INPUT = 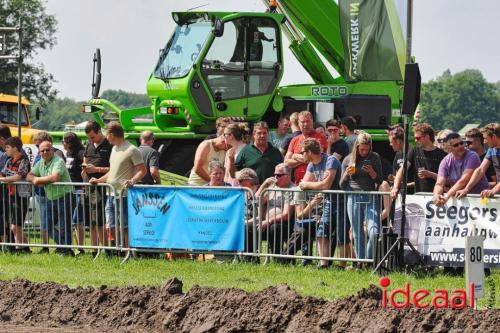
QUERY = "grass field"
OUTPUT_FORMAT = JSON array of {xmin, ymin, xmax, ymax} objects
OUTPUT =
[{"xmin": 0, "ymin": 252, "xmax": 499, "ymax": 308}]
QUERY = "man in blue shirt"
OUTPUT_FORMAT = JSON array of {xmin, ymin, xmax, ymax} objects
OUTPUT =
[{"xmin": 297, "ymin": 138, "xmax": 343, "ymax": 269}]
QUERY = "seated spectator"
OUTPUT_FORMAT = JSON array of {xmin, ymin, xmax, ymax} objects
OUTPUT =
[
  {"xmin": 235, "ymin": 121, "xmax": 283, "ymax": 184},
  {"xmin": 236, "ymin": 168, "xmax": 260, "ymax": 262},
  {"xmin": 27, "ymin": 140, "xmax": 74, "ymax": 256},
  {"xmin": 207, "ymin": 160, "xmax": 230, "ymax": 186},
  {"xmin": 269, "ymin": 117, "xmax": 290, "ymax": 152},
  {"xmin": 464, "ymin": 127, "xmax": 496, "ymax": 184},
  {"xmin": 224, "ymin": 123, "xmax": 247, "ymax": 186},
  {"xmin": 341, "ymin": 116, "xmax": 358, "ymax": 152},
  {"xmin": 340, "ymin": 131, "xmax": 383, "ymax": 264},
  {"xmin": 298, "ymin": 138, "xmax": 343, "ymax": 268},
  {"xmin": 325, "ymin": 119, "xmax": 349, "ymax": 162},
  {"xmin": 435, "ymin": 129, "xmax": 453, "ymax": 153},
  {"xmin": 281, "ymin": 112, "xmax": 301, "ymax": 154},
  {"xmin": 433, "ymin": 133, "xmax": 489, "ymax": 206},
  {"xmin": 255, "ymin": 163, "xmax": 296, "ymax": 255},
  {"xmin": 285, "ymin": 111, "xmax": 327, "ymax": 184},
  {"xmin": 0, "ymin": 137, "xmax": 31, "ymax": 253},
  {"xmin": 188, "ymin": 131, "xmax": 229, "ymax": 185}
]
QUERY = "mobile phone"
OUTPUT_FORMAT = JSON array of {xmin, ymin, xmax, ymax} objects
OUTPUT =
[{"xmin": 363, "ymin": 159, "xmax": 371, "ymax": 165}]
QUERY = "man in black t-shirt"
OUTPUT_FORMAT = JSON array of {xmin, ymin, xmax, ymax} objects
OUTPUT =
[
  {"xmin": 391, "ymin": 123, "xmax": 446, "ymax": 198},
  {"xmin": 83, "ymin": 121, "xmax": 112, "ymax": 252},
  {"xmin": 138, "ymin": 131, "xmax": 161, "ymax": 185}
]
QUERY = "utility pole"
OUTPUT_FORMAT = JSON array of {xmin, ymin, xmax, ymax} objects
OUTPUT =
[{"xmin": 0, "ymin": 19, "xmax": 23, "ymax": 137}]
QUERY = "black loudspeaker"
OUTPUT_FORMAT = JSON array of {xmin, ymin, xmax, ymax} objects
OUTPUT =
[
  {"xmin": 402, "ymin": 63, "xmax": 421, "ymax": 115},
  {"xmin": 334, "ymin": 95, "xmax": 392, "ymax": 129}
]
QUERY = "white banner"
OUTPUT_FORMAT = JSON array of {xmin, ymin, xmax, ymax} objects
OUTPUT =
[{"xmin": 394, "ymin": 194, "xmax": 500, "ymax": 267}]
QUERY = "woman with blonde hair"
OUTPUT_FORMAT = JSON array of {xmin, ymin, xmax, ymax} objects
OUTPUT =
[
  {"xmin": 435, "ymin": 128, "xmax": 453, "ymax": 153},
  {"xmin": 223, "ymin": 123, "xmax": 247, "ymax": 185},
  {"xmin": 339, "ymin": 131, "xmax": 383, "ymax": 265}
]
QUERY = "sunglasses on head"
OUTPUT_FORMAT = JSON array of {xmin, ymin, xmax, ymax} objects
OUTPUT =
[
  {"xmin": 437, "ymin": 138, "xmax": 445, "ymax": 144},
  {"xmin": 450, "ymin": 141, "xmax": 465, "ymax": 148}
]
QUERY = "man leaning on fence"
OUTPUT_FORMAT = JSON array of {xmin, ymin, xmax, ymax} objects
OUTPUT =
[
  {"xmin": 89, "ymin": 122, "xmax": 146, "ymax": 249},
  {"xmin": 27, "ymin": 140, "xmax": 74, "ymax": 256},
  {"xmin": 138, "ymin": 131, "xmax": 161, "ymax": 185},
  {"xmin": 457, "ymin": 123, "xmax": 500, "ymax": 199}
]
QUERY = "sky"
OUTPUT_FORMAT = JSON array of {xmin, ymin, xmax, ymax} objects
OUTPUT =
[{"xmin": 36, "ymin": 0, "xmax": 500, "ymax": 100}]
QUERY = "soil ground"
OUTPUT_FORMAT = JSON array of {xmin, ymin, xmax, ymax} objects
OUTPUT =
[{"xmin": 0, "ymin": 279, "xmax": 499, "ymax": 332}]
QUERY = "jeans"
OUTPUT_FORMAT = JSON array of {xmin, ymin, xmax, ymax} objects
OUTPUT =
[
  {"xmin": 36, "ymin": 194, "xmax": 48, "ymax": 232},
  {"xmin": 46, "ymin": 193, "xmax": 74, "ymax": 245},
  {"xmin": 105, "ymin": 196, "xmax": 128, "ymax": 229},
  {"xmin": 347, "ymin": 194, "xmax": 381, "ymax": 259}
]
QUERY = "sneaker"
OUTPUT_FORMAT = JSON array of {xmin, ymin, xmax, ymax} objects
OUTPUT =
[
  {"xmin": 15, "ymin": 247, "xmax": 32, "ymax": 254},
  {"xmin": 55, "ymin": 248, "xmax": 75, "ymax": 257}
]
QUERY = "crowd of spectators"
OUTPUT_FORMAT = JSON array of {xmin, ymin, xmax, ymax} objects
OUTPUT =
[{"xmin": 0, "ymin": 113, "xmax": 499, "ymax": 269}]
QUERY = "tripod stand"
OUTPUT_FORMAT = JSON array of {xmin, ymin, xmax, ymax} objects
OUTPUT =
[{"xmin": 373, "ymin": 114, "xmax": 424, "ymax": 274}]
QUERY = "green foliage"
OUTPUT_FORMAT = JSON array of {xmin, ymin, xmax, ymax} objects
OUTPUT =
[
  {"xmin": 419, "ymin": 69, "xmax": 499, "ymax": 131},
  {"xmin": 0, "ymin": 0, "xmax": 58, "ymax": 105},
  {"xmin": 38, "ymin": 89, "xmax": 148, "ymax": 130}
]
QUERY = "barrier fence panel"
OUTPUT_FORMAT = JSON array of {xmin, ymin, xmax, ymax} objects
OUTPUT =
[
  {"xmin": 0, "ymin": 181, "xmax": 119, "ymax": 256},
  {"xmin": 258, "ymin": 188, "xmax": 388, "ymax": 266},
  {"xmin": 123, "ymin": 185, "xmax": 256, "ymax": 261}
]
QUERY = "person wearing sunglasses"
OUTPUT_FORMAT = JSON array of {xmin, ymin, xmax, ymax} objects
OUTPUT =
[
  {"xmin": 325, "ymin": 119, "xmax": 349, "ymax": 163},
  {"xmin": 391, "ymin": 123, "xmax": 446, "ymax": 200},
  {"xmin": 433, "ymin": 133, "xmax": 489, "ymax": 207},
  {"xmin": 463, "ymin": 128, "xmax": 496, "ymax": 184},
  {"xmin": 254, "ymin": 163, "xmax": 296, "ymax": 255},
  {"xmin": 435, "ymin": 129, "xmax": 453, "ymax": 153},
  {"xmin": 27, "ymin": 140, "xmax": 75, "ymax": 256},
  {"xmin": 457, "ymin": 123, "xmax": 500, "ymax": 199}
]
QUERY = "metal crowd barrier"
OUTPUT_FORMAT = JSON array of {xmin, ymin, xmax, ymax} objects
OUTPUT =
[
  {"xmin": 257, "ymin": 188, "xmax": 389, "ymax": 266},
  {"xmin": 0, "ymin": 181, "xmax": 119, "ymax": 257}
]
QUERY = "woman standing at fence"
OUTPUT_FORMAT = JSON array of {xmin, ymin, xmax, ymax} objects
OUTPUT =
[
  {"xmin": 63, "ymin": 132, "xmax": 87, "ymax": 255},
  {"xmin": 340, "ymin": 132, "xmax": 383, "ymax": 265},
  {"xmin": 0, "ymin": 137, "xmax": 31, "ymax": 253}
]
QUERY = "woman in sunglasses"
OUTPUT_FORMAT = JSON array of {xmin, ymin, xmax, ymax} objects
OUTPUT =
[
  {"xmin": 435, "ymin": 129, "xmax": 453, "ymax": 153},
  {"xmin": 433, "ymin": 132, "xmax": 489, "ymax": 207}
]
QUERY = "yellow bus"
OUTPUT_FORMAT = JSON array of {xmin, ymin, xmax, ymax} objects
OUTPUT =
[{"xmin": 0, "ymin": 93, "xmax": 42, "ymax": 144}]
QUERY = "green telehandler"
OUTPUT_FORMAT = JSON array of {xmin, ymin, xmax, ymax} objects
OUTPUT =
[{"xmin": 74, "ymin": 0, "xmax": 409, "ymax": 177}]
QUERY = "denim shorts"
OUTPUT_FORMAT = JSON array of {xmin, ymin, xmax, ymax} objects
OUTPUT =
[{"xmin": 105, "ymin": 196, "xmax": 128, "ymax": 228}]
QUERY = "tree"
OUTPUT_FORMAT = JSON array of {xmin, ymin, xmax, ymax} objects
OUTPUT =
[
  {"xmin": 419, "ymin": 69, "xmax": 498, "ymax": 131},
  {"xmin": 0, "ymin": 0, "xmax": 57, "ymax": 105}
]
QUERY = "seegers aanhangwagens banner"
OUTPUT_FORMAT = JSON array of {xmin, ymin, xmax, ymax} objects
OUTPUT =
[
  {"xmin": 127, "ymin": 187, "xmax": 245, "ymax": 251},
  {"xmin": 394, "ymin": 194, "xmax": 500, "ymax": 267}
]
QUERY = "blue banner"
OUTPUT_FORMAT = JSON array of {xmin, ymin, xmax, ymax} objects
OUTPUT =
[{"xmin": 128, "ymin": 187, "xmax": 245, "ymax": 251}]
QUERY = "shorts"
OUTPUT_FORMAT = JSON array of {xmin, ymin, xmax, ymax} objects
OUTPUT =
[
  {"xmin": 72, "ymin": 190, "xmax": 90, "ymax": 226},
  {"xmin": 105, "ymin": 196, "xmax": 128, "ymax": 229},
  {"xmin": 86, "ymin": 187, "xmax": 107, "ymax": 227},
  {"xmin": 4, "ymin": 195, "xmax": 29, "ymax": 227}
]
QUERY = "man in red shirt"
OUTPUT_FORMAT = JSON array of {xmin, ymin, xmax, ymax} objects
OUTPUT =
[{"xmin": 284, "ymin": 111, "xmax": 327, "ymax": 183}]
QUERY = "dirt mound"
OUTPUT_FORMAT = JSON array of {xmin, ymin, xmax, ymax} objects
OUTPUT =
[{"xmin": 0, "ymin": 279, "xmax": 498, "ymax": 332}]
